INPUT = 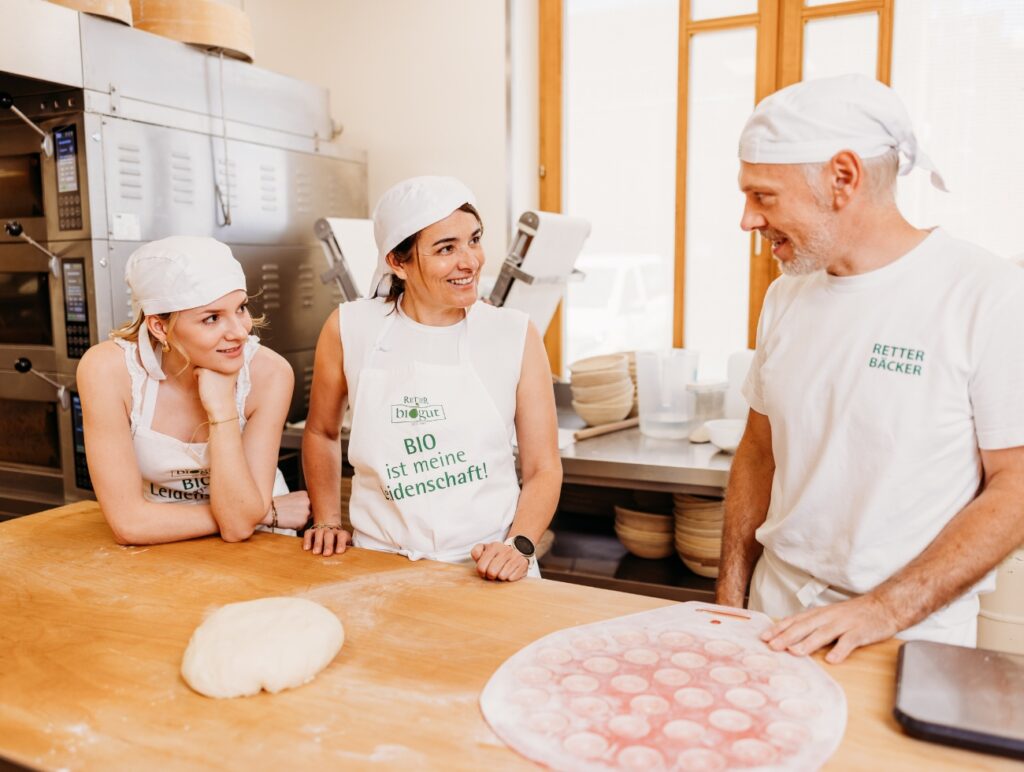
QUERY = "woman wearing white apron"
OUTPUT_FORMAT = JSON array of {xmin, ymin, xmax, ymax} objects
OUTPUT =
[
  {"xmin": 302, "ymin": 177, "xmax": 561, "ymax": 581},
  {"xmin": 77, "ymin": 236, "xmax": 309, "ymax": 544}
]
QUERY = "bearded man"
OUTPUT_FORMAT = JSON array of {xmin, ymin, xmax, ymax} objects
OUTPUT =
[{"xmin": 715, "ymin": 74, "xmax": 1024, "ymax": 663}]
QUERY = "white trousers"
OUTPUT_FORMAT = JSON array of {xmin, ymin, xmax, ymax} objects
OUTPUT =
[{"xmin": 749, "ymin": 549, "xmax": 977, "ymax": 647}]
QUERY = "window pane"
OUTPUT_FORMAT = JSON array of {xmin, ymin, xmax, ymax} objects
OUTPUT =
[
  {"xmin": 692, "ymin": 0, "xmax": 757, "ymax": 21},
  {"xmin": 892, "ymin": 0, "xmax": 1024, "ymax": 261},
  {"xmin": 803, "ymin": 13, "xmax": 879, "ymax": 80},
  {"xmin": 684, "ymin": 28, "xmax": 756, "ymax": 381},
  {"xmin": 563, "ymin": 0, "xmax": 679, "ymax": 369}
]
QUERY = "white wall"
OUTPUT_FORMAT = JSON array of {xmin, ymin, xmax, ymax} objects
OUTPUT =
[{"xmin": 228, "ymin": 0, "xmax": 534, "ymax": 274}]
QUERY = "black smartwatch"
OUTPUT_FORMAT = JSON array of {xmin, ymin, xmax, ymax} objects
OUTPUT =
[{"xmin": 504, "ymin": 534, "xmax": 536, "ymax": 559}]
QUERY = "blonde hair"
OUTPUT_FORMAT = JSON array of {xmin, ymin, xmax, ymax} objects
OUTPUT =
[{"xmin": 110, "ymin": 301, "xmax": 267, "ymax": 375}]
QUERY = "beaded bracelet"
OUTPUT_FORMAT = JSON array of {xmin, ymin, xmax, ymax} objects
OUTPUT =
[{"xmin": 309, "ymin": 523, "xmax": 346, "ymax": 531}]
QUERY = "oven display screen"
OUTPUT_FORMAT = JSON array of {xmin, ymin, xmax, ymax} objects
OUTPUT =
[
  {"xmin": 55, "ymin": 125, "xmax": 79, "ymax": 194},
  {"xmin": 62, "ymin": 260, "xmax": 87, "ymax": 323}
]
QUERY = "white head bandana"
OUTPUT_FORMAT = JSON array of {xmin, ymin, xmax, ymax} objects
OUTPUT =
[
  {"xmin": 124, "ymin": 236, "xmax": 247, "ymax": 380},
  {"xmin": 739, "ymin": 74, "xmax": 948, "ymax": 192},
  {"xmin": 368, "ymin": 175, "xmax": 476, "ymax": 298}
]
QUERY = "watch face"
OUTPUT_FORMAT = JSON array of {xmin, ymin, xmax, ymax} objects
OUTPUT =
[{"xmin": 513, "ymin": 534, "xmax": 536, "ymax": 557}]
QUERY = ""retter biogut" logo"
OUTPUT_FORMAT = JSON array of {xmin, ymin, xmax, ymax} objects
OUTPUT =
[{"xmin": 391, "ymin": 395, "xmax": 447, "ymax": 424}]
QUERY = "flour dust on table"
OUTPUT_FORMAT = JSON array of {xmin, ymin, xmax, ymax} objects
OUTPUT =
[{"xmin": 480, "ymin": 602, "xmax": 846, "ymax": 771}]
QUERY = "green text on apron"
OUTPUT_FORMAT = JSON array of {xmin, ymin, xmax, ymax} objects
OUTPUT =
[{"xmin": 346, "ymin": 307, "xmax": 528, "ymax": 569}]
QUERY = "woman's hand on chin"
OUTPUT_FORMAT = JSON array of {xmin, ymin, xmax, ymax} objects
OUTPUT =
[
  {"xmin": 471, "ymin": 542, "xmax": 529, "ymax": 582},
  {"xmin": 194, "ymin": 366, "xmax": 239, "ymax": 421}
]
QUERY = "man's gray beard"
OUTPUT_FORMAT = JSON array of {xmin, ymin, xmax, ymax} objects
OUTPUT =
[
  {"xmin": 777, "ymin": 251, "xmax": 826, "ymax": 276},
  {"xmin": 776, "ymin": 226, "xmax": 836, "ymax": 276}
]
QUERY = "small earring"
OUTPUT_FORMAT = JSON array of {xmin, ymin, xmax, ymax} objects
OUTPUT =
[{"xmin": 161, "ymin": 340, "xmax": 170, "ymax": 353}]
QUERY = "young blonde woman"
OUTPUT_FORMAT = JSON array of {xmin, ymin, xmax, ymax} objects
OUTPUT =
[
  {"xmin": 77, "ymin": 236, "xmax": 309, "ymax": 544},
  {"xmin": 302, "ymin": 176, "xmax": 562, "ymax": 581}
]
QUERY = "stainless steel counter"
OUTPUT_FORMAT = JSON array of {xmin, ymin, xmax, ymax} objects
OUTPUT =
[{"xmin": 282, "ymin": 406, "xmax": 732, "ymax": 496}]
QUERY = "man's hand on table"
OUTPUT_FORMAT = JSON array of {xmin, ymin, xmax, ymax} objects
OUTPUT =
[
  {"xmin": 303, "ymin": 522, "xmax": 351, "ymax": 557},
  {"xmin": 760, "ymin": 593, "xmax": 901, "ymax": 664},
  {"xmin": 471, "ymin": 542, "xmax": 530, "ymax": 582}
]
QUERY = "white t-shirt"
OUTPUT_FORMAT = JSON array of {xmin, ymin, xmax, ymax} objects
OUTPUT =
[{"xmin": 743, "ymin": 228, "xmax": 1024, "ymax": 595}]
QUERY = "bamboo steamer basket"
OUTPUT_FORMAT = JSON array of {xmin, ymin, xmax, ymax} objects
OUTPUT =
[
  {"xmin": 614, "ymin": 506, "xmax": 673, "ymax": 533},
  {"xmin": 681, "ymin": 556, "xmax": 720, "ymax": 578},
  {"xmin": 131, "ymin": 0, "xmax": 255, "ymax": 62},
  {"xmin": 568, "ymin": 354, "xmax": 628, "ymax": 375},
  {"xmin": 48, "ymin": 0, "xmax": 132, "ymax": 24},
  {"xmin": 616, "ymin": 526, "xmax": 674, "ymax": 560}
]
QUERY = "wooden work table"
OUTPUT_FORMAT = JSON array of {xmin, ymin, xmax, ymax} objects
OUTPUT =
[{"xmin": 0, "ymin": 503, "xmax": 1016, "ymax": 771}]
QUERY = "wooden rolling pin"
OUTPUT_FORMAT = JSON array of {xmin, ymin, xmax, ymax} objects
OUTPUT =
[{"xmin": 573, "ymin": 416, "xmax": 639, "ymax": 441}]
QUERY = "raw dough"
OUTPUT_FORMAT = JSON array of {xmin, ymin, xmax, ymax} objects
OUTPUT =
[{"xmin": 181, "ymin": 597, "xmax": 344, "ymax": 698}]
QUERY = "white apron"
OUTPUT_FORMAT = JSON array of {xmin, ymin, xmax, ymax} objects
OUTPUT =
[
  {"xmin": 749, "ymin": 549, "xmax": 978, "ymax": 646},
  {"xmin": 115, "ymin": 337, "xmax": 292, "ymax": 534},
  {"xmin": 346, "ymin": 307, "xmax": 536, "ymax": 574}
]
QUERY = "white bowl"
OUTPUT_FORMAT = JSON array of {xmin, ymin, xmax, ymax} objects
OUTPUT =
[{"xmin": 704, "ymin": 419, "xmax": 746, "ymax": 454}]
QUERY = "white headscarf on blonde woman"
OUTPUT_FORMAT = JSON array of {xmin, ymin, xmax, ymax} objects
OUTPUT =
[
  {"xmin": 367, "ymin": 175, "xmax": 476, "ymax": 298},
  {"xmin": 124, "ymin": 236, "xmax": 247, "ymax": 380}
]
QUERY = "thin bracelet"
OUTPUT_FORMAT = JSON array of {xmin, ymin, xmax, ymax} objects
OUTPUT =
[
  {"xmin": 270, "ymin": 501, "xmax": 279, "ymax": 529},
  {"xmin": 310, "ymin": 523, "xmax": 345, "ymax": 531},
  {"xmin": 209, "ymin": 415, "xmax": 240, "ymax": 426}
]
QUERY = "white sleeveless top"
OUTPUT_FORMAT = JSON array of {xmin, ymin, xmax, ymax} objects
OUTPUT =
[
  {"xmin": 339, "ymin": 297, "xmax": 528, "ymax": 437},
  {"xmin": 114, "ymin": 335, "xmax": 286, "ymax": 503}
]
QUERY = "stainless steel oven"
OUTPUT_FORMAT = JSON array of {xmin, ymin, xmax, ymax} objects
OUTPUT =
[{"xmin": 1, "ymin": 7, "xmax": 367, "ymax": 517}]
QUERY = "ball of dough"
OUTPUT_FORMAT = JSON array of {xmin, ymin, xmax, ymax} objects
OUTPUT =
[{"xmin": 181, "ymin": 597, "xmax": 344, "ymax": 698}]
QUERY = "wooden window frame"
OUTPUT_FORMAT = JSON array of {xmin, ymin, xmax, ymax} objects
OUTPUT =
[{"xmin": 538, "ymin": 0, "xmax": 894, "ymax": 370}]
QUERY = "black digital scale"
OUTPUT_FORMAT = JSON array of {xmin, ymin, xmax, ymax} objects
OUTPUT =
[{"xmin": 894, "ymin": 640, "xmax": 1024, "ymax": 760}]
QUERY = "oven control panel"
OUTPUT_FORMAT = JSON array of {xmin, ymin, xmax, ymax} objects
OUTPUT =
[
  {"xmin": 70, "ymin": 392, "xmax": 93, "ymax": 491},
  {"xmin": 54, "ymin": 125, "xmax": 83, "ymax": 231},
  {"xmin": 62, "ymin": 258, "xmax": 90, "ymax": 358}
]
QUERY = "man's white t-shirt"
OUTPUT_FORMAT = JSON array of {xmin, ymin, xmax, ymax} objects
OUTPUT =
[{"xmin": 744, "ymin": 228, "xmax": 1024, "ymax": 596}]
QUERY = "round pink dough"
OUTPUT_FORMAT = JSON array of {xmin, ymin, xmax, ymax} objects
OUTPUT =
[
  {"xmin": 610, "ymin": 674, "xmax": 649, "ymax": 693},
  {"xmin": 654, "ymin": 667, "xmax": 692, "ymax": 686},
  {"xmin": 676, "ymin": 748, "xmax": 728, "ymax": 771},
  {"xmin": 630, "ymin": 694, "xmax": 671, "ymax": 715},
  {"xmin": 517, "ymin": 666, "xmax": 553, "ymax": 686},
  {"xmin": 704, "ymin": 639, "xmax": 742, "ymax": 657},
  {"xmin": 779, "ymin": 696, "xmax": 818, "ymax": 719},
  {"xmin": 730, "ymin": 738, "xmax": 779, "ymax": 765},
  {"xmin": 582, "ymin": 656, "xmax": 619, "ymax": 674},
  {"xmin": 709, "ymin": 666, "xmax": 748, "ymax": 685},
  {"xmin": 769, "ymin": 673, "xmax": 809, "ymax": 696},
  {"xmin": 618, "ymin": 746, "xmax": 665, "ymax": 769},
  {"xmin": 562, "ymin": 674, "xmax": 600, "ymax": 693},
  {"xmin": 663, "ymin": 719, "xmax": 706, "ymax": 742},
  {"xmin": 708, "ymin": 708, "xmax": 753, "ymax": 733},
  {"xmin": 766, "ymin": 720, "xmax": 812, "ymax": 748},
  {"xmin": 725, "ymin": 687, "xmax": 767, "ymax": 710},
  {"xmin": 658, "ymin": 630, "xmax": 696, "ymax": 648},
  {"xmin": 742, "ymin": 653, "xmax": 779, "ymax": 671},
  {"xmin": 674, "ymin": 687, "xmax": 714, "ymax": 709},
  {"xmin": 570, "ymin": 696, "xmax": 611, "ymax": 718},
  {"xmin": 526, "ymin": 711, "xmax": 569, "ymax": 734},
  {"xmin": 571, "ymin": 635, "xmax": 607, "ymax": 652},
  {"xmin": 536, "ymin": 647, "xmax": 573, "ymax": 666},
  {"xmin": 563, "ymin": 731, "xmax": 609, "ymax": 759},
  {"xmin": 613, "ymin": 629, "xmax": 649, "ymax": 647},
  {"xmin": 608, "ymin": 714, "xmax": 651, "ymax": 739},
  {"xmin": 623, "ymin": 647, "xmax": 660, "ymax": 666},
  {"xmin": 510, "ymin": 687, "xmax": 548, "ymax": 706},
  {"xmin": 671, "ymin": 651, "xmax": 709, "ymax": 669}
]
